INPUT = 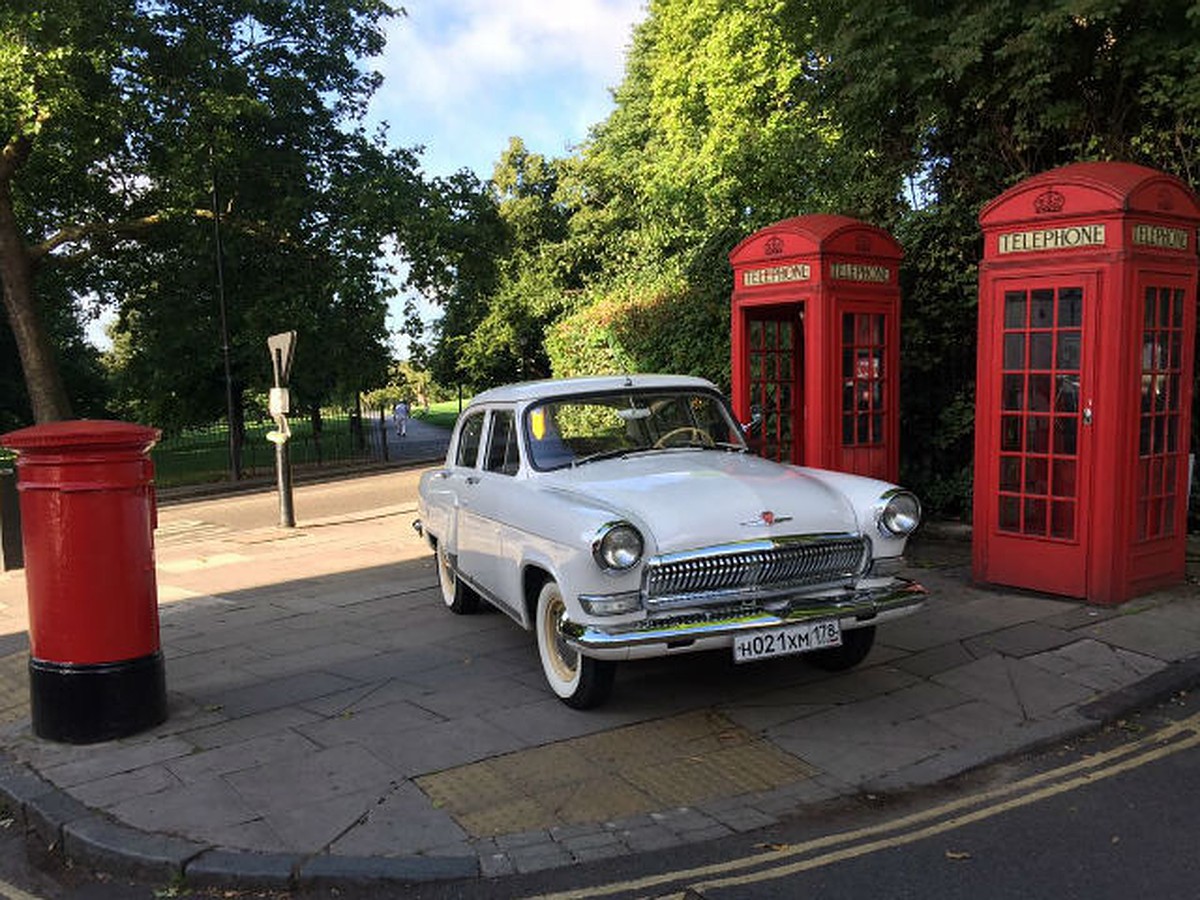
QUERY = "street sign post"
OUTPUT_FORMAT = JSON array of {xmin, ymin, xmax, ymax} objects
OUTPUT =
[{"xmin": 266, "ymin": 331, "xmax": 297, "ymax": 528}]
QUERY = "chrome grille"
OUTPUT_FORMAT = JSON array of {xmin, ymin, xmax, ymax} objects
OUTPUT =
[{"xmin": 643, "ymin": 535, "xmax": 869, "ymax": 609}]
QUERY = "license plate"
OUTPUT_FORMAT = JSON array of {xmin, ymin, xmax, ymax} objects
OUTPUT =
[{"xmin": 733, "ymin": 620, "xmax": 842, "ymax": 663}]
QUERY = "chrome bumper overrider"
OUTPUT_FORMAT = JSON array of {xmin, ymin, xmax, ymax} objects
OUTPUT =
[{"xmin": 562, "ymin": 578, "xmax": 926, "ymax": 657}]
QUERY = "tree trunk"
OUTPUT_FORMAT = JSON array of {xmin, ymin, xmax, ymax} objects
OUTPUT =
[{"xmin": 0, "ymin": 181, "xmax": 72, "ymax": 423}]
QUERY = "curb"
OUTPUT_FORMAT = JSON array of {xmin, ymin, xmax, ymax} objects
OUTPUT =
[
  {"xmin": 3, "ymin": 655, "xmax": 1200, "ymax": 892},
  {"xmin": 0, "ymin": 756, "xmax": 479, "ymax": 890},
  {"xmin": 1077, "ymin": 652, "xmax": 1200, "ymax": 722}
]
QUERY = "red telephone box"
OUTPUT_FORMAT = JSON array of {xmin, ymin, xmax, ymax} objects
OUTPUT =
[
  {"xmin": 973, "ymin": 162, "xmax": 1199, "ymax": 605},
  {"xmin": 729, "ymin": 214, "xmax": 903, "ymax": 481}
]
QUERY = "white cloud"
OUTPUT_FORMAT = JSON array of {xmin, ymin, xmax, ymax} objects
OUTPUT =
[
  {"xmin": 368, "ymin": 0, "xmax": 645, "ymax": 177},
  {"xmin": 385, "ymin": 0, "xmax": 639, "ymax": 97}
]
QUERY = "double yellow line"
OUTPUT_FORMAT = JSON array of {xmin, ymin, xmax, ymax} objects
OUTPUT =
[{"xmin": 532, "ymin": 710, "xmax": 1200, "ymax": 899}]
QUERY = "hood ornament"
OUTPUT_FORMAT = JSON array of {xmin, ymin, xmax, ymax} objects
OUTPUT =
[{"xmin": 741, "ymin": 510, "xmax": 792, "ymax": 527}]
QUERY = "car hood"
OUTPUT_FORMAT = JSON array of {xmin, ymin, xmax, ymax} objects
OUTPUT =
[{"xmin": 538, "ymin": 450, "xmax": 861, "ymax": 555}]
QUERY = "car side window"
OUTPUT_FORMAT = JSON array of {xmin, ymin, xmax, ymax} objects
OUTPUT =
[
  {"xmin": 455, "ymin": 412, "xmax": 485, "ymax": 468},
  {"xmin": 484, "ymin": 410, "xmax": 520, "ymax": 476}
]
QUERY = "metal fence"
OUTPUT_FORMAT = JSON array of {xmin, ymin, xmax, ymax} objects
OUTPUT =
[{"xmin": 151, "ymin": 411, "xmax": 375, "ymax": 487}]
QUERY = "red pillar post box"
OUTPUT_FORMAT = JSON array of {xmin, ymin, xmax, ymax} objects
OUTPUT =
[
  {"xmin": 973, "ymin": 162, "xmax": 1200, "ymax": 604},
  {"xmin": 729, "ymin": 214, "xmax": 903, "ymax": 482},
  {"xmin": 0, "ymin": 420, "xmax": 167, "ymax": 742}
]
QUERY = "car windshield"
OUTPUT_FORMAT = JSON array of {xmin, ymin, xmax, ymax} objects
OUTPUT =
[{"xmin": 525, "ymin": 390, "xmax": 747, "ymax": 470}]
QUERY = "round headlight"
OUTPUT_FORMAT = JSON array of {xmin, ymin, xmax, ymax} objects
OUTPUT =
[
  {"xmin": 879, "ymin": 492, "xmax": 921, "ymax": 536},
  {"xmin": 593, "ymin": 522, "xmax": 644, "ymax": 570}
]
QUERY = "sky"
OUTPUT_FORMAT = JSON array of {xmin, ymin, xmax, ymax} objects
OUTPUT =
[{"xmin": 368, "ymin": 0, "xmax": 646, "ymax": 180}]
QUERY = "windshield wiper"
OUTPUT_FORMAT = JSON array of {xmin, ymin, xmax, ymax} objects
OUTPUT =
[
  {"xmin": 572, "ymin": 441, "xmax": 746, "ymax": 465},
  {"xmin": 571, "ymin": 447, "xmax": 635, "ymax": 467}
]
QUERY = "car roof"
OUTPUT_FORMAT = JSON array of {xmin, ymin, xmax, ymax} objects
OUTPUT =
[{"xmin": 466, "ymin": 374, "xmax": 720, "ymax": 408}]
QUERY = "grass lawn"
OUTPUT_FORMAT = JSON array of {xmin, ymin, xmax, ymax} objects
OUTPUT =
[
  {"xmin": 151, "ymin": 413, "xmax": 370, "ymax": 486},
  {"xmin": 413, "ymin": 399, "xmax": 463, "ymax": 430}
]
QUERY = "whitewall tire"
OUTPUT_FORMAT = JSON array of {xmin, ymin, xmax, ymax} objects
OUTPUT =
[
  {"xmin": 437, "ymin": 542, "xmax": 479, "ymax": 614},
  {"xmin": 535, "ymin": 580, "xmax": 615, "ymax": 709}
]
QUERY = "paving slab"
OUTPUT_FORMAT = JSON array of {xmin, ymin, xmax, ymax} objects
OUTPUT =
[{"xmin": 0, "ymin": 467, "xmax": 1196, "ymax": 892}]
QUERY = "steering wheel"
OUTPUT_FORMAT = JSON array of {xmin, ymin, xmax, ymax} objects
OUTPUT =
[{"xmin": 653, "ymin": 426, "xmax": 715, "ymax": 449}]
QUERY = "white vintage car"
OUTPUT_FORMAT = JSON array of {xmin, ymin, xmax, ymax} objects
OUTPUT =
[{"xmin": 415, "ymin": 375, "xmax": 925, "ymax": 708}]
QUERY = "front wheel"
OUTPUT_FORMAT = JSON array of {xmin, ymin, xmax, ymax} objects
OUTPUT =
[
  {"xmin": 805, "ymin": 625, "xmax": 876, "ymax": 672},
  {"xmin": 436, "ymin": 542, "xmax": 479, "ymax": 614},
  {"xmin": 535, "ymin": 581, "xmax": 615, "ymax": 709}
]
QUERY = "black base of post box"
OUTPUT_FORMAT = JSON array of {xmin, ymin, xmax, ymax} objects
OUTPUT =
[{"xmin": 29, "ymin": 652, "xmax": 166, "ymax": 744}]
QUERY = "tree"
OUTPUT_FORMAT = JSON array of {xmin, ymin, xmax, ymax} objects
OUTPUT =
[
  {"xmin": 817, "ymin": 0, "xmax": 1200, "ymax": 200},
  {"xmin": 1, "ymin": 0, "xmax": 401, "ymax": 423},
  {"xmin": 457, "ymin": 139, "xmax": 576, "ymax": 384},
  {"xmin": 814, "ymin": 0, "xmax": 1200, "ymax": 512},
  {"xmin": 542, "ymin": 0, "xmax": 859, "ymax": 386},
  {"xmin": 401, "ymin": 169, "xmax": 508, "ymax": 392}
]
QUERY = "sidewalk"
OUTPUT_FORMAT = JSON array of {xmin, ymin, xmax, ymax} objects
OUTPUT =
[{"xmin": 0, "ymin": 480, "xmax": 1197, "ymax": 891}]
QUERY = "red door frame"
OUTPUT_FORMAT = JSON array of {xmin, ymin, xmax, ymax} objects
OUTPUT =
[
  {"xmin": 833, "ymin": 296, "xmax": 900, "ymax": 482},
  {"xmin": 1126, "ymin": 269, "xmax": 1197, "ymax": 592}
]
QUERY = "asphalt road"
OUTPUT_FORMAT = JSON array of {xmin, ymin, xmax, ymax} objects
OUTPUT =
[
  {"xmin": 670, "ymin": 699, "xmax": 1200, "ymax": 899},
  {"xmin": 158, "ymin": 467, "xmax": 429, "ymax": 532}
]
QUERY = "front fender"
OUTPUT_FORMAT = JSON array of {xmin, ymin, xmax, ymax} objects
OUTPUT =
[
  {"xmin": 507, "ymin": 484, "xmax": 650, "ymax": 628},
  {"xmin": 792, "ymin": 467, "xmax": 914, "ymax": 558}
]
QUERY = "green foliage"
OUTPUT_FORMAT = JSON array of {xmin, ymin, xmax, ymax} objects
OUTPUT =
[
  {"xmin": 1, "ymin": 0, "xmax": 409, "ymax": 428},
  {"xmin": 538, "ymin": 0, "xmax": 1200, "ymax": 517},
  {"xmin": 0, "ymin": 273, "xmax": 108, "ymax": 429},
  {"xmin": 546, "ymin": 266, "xmax": 730, "ymax": 387},
  {"xmin": 403, "ymin": 169, "xmax": 508, "ymax": 391},
  {"xmin": 433, "ymin": 140, "xmax": 585, "ymax": 388},
  {"xmin": 891, "ymin": 202, "xmax": 980, "ymax": 517},
  {"xmin": 360, "ymin": 360, "xmax": 443, "ymax": 412},
  {"xmin": 488, "ymin": 0, "xmax": 855, "ymax": 405},
  {"xmin": 819, "ymin": 0, "xmax": 1200, "ymax": 196},
  {"xmin": 812, "ymin": 0, "xmax": 1200, "ymax": 512}
]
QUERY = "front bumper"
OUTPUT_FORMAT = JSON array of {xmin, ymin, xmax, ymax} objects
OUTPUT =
[{"xmin": 562, "ymin": 578, "xmax": 926, "ymax": 661}]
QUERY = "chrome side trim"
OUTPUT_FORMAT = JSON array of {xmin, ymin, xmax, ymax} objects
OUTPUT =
[{"xmin": 563, "ymin": 578, "xmax": 926, "ymax": 652}]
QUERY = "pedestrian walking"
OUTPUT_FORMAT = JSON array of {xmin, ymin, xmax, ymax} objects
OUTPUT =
[{"xmin": 393, "ymin": 400, "xmax": 409, "ymax": 437}]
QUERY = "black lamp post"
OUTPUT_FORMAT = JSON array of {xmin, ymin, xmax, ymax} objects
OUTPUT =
[{"xmin": 211, "ymin": 149, "xmax": 241, "ymax": 481}]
